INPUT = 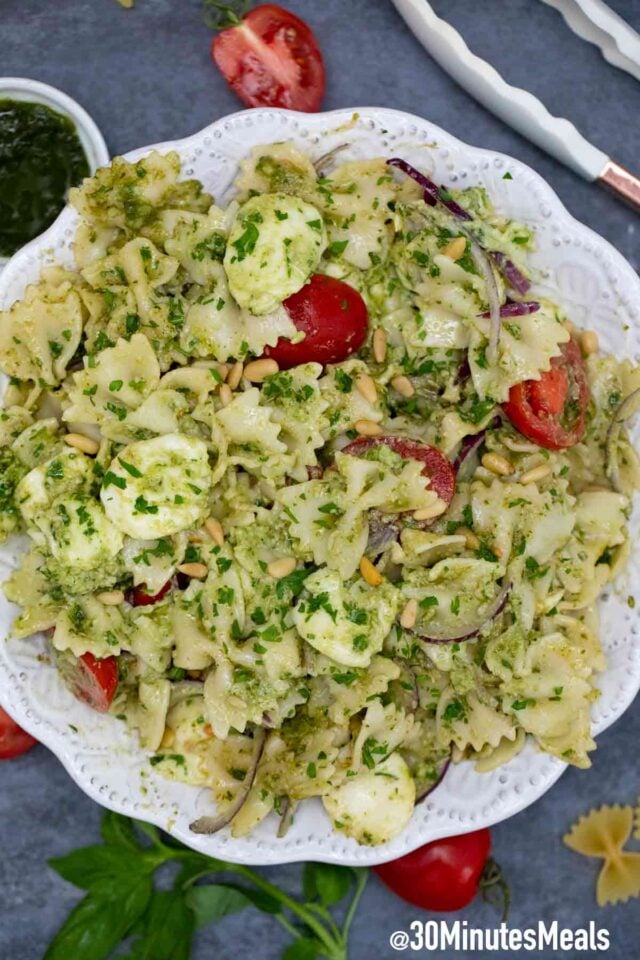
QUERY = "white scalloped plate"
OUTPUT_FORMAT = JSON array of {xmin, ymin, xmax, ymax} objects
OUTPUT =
[{"xmin": 1, "ymin": 107, "xmax": 639, "ymax": 866}]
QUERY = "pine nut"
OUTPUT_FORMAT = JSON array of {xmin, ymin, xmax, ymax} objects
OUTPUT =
[
  {"xmin": 217, "ymin": 363, "xmax": 229, "ymax": 382},
  {"xmin": 372, "ymin": 328, "xmax": 387, "ymax": 363},
  {"xmin": 64, "ymin": 433, "xmax": 100, "ymax": 455},
  {"xmin": 96, "ymin": 589, "xmax": 125, "ymax": 605},
  {"xmin": 399, "ymin": 598, "xmax": 418, "ymax": 629},
  {"xmin": 360, "ymin": 555, "xmax": 384, "ymax": 586},
  {"xmin": 441, "ymin": 236, "xmax": 467, "ymax": 261},
  {"xmin": 457, "ymin": 526, "xmax": 480, "ymax": 550},
  {"xmin": 354, "ymin": 419, "xmax": 383, "ymax": 437},
  {"xmin": 227, "ymin": 360, "xmax": 244, "ymax": 390},
  {"xmin": 243, "ymin": 358, "xmax": 279, "ymax": 382},
  {"xmin": 481, "ymin": 452, "xmax": 514, "ymax": 476},
  {"xmin": 219, "ymin": 383, "xmax": 233, "ymax": 406},
  {"xmin": 204, "ymin": 517, "xmax": 225, "ymax": 547},
  {"xmin": 177, "ymin": 562, "xmax": 208, "ymax": 579},
  {"xmin": 356, "ymin": 373, "xmax": 378, "ymax": 405},
  {"xmin": 187, "ymin": 669, "xmax": 203, "ymax": 680},
  {"xmin": 267, "ymin": 556, "xmax": 297, "ymax": 580},
  {"xmin": 391, "ymin": 375, "xmax": 415, "ymax": 397},
  {"xmin": 580, "ymin": 330, "xmax": 599, "ymax": 356},
  {"xmin": 160, "ymin": 727, "xmax": 175, "ymax": 749},
  {"xmin": 203, "ymin": 723, "xmax": 213, "ymax": 737},
  {"xmin": 519, "ymin": 463, "xmax": 551, "ymax": 485},
  {"xmin": 413, "ymin": 499, "xmax": 448, "ymax": 521}
]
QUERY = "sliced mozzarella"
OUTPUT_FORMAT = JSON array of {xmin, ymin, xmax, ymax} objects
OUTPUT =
[
  {"xmin": 100, "ymin": 434, "xmax": 211, "ymax": 539},
  {"xmin": 323, "ymin": 752, "xmax": 415, "ymax": 845},
  {"xmin": 224, "ymin": 193, "xmax": 326, "ymax": 315}
]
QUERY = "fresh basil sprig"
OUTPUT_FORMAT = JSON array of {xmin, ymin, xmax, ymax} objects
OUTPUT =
[{"xmin": 45, "ymin": 811, "xmax": 368, "ymax": 960}]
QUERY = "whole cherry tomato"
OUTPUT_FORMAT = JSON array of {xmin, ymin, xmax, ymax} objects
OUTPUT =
[
  {"xmin": 374, "ymin": 829, "xmax": 492, "ymax": 912},
  {"xmin": 265, "ymin": 274, "xmax": 369, "ymax": 369},
  {"xmin": 212, "ymin": 4, "xmax": 326, "ymax": 112},
  {"xmin": 0, "ymin": 707, "xmax": 38, "ymax": 760}
]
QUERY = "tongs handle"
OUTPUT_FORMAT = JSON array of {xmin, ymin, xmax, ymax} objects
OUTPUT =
[{"xmin": 599, "ymin": 160, "xmax": 640, "ymax": 213}]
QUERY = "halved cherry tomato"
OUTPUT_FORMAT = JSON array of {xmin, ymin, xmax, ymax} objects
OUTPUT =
[
  {"xmin": 342, "ymin": 436, "xmax": 456, "ymax": 505},
  {"xmin": 127, "ymin": 580, "xmax": 172, "ymax": 607},
  {"xmin": 265, "ymin": 274, "xmax": 369, "ymax": 369},
  {"xmin": 0, "ymin": 707, "xmax": 37, "ymax": 759},
  {"xmin": 503, "ymin": 338, "xmax": 589, "ymax": 450},
  {"xmin": 211, "ymin": 4, "xmax": 326, "ymax": 112},
  {"xmin": 66, "ymin": 653, "xmax": 119, "ymax": 714},
  {"xmin": 374, "ymin": 829, "xmax": 492, "ymax": 912}
]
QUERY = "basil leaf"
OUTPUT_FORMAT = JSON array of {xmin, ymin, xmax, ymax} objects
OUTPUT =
[
  {"xmin": 281, "ymin": 938, "xmax": 321, "ymax": 960},
  {"xmin": 314, "ymin": 863, "xmax": 354, "ymax": 906},
  {"xmin": 119, "ymin": 890, "xmax": 195, "ymax": 960},
  {"xmin": 214, "ymin": 881, "xmax": 281, "ymax": 914},
  {"xmin": 43, "ymin": 876, "xmax": 152, "ymax": 960},
  {"xmin": 48, "ymin": 845, "xmax": 154, "ymax": 891},
  {"xmin": 100, "ymin": 812, "xmax": 141, "ymax": 852},
  {"xmin": 302, "ymin": 863, "xmax": 353, "ymax": 906},
  {"xmin": 184, "ymin": 884, "xmax": 252, "ymax": 928}
]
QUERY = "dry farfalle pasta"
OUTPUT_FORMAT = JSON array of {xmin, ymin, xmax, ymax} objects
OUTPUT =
[{"xmin": 564, "ymin": 805, "xmax": 640, "ymax": 906}]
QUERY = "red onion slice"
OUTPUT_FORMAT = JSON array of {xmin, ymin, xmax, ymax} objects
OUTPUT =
[
  {"xmin": 368, "ymin": 510, "xmax": 401, "ymax": 554},
  {"xmin": 453, "ymin": 416, "xmax": 501, "ymax": 474},
  {"xmin": 414, "ymin": 581, "xmax": 513, "ymax": 644},
  {"xmin": 277, "ymin": 797, "xmax": 297, "ymax": 838},
  {"xmin": 388, "ymin": 158, "xmax": 504, "ymax": 359},
  {"xmin": 190, "ymin": 727, "xmax": 267, "ymax": 834},
  {"xmin": 491, "ymin": 251, "xmax": 531, "ymax": 295},
  {"xmin": 463, "ymin": 232, "xmax": 502, "ymax": 364},
  {"xmin": 314, "ymin": 142, "xmax": 350, "ymax": 176},
  {"xmin": 605, "ymin": 388, "xmax": 640, "ymax": 492},
  {"xmin": 415, "ymin": 754, "xmax": 451, "ymax": 803},
  {"xmin": 387, "ymin": 158, "xmax": 472, "ymax": 220},
  {"xmin": 480, "ymin": 301, "xmax": 539, "ymax": 319}
]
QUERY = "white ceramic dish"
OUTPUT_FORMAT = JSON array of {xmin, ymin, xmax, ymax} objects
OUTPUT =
[
  {"xmin": 0, "ymin": 77, "xmax": 109, "ymax": 269},
  {"xmin": 1, "ymin": 107, "xmax": 639, "ymax": 866}
]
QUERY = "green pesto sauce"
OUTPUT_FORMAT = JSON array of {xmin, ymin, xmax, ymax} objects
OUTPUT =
[{"xmin": 0, "ymin": 99, "xmax": 90, "ymax": 256}]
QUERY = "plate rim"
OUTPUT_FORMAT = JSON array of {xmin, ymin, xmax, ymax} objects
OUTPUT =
[{"xmin": 1, "ymin": 104, "xmax": 639, "ymax": 866}]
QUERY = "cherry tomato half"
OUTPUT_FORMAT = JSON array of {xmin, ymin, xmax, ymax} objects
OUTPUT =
[
  {"xmin": 65, "ymin": 653, "xmax": 119, "ymax": 714},
  {"xmin": 127, "ymin": 580, "xmax": 172, "ymax": 607},
  {"xmin": 374, "ymin": 829, "xmax": 492, "ymax": 912},
  {"xmin": 211, "ymin": 4, "xmax": 326, "ymax": 112},
  {"xmin": 264, "ymin": 274, "xmax": 369, "ymax": 370},
  {"xmin": 503, "ymin": 337, "xmax": 589, "ymax": 450},
  {"xmin": 0, "ymin": 707, "xmax": 37, "ymax": 760},
  {"xmin": 342, "ymin": 436, "xmax": 456, "ymax": 505}
]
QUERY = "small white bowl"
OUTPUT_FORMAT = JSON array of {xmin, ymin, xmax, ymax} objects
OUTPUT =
[{"xmin": 0, "ymin": 77, "xmax": 109, "ymax": 268}]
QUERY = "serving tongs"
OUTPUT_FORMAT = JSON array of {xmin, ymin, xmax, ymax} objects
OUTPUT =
[
  {"xmin": 542, "ymin": 0, "xmax": 640, "ymax": 83},
  {"xmin": 390, "ymin": 0, "xmax": 640, "ymax": 212}
]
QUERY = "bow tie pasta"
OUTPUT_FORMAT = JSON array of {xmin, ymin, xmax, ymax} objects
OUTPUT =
[{"xmin": 0, "ymin": 142, "xmax": 638, "ymax": 847}]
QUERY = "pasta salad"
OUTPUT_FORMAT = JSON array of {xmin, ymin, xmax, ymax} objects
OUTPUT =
[{"xmin": 0, "ymin": 142, "xmax": 638, "ymax": 846}]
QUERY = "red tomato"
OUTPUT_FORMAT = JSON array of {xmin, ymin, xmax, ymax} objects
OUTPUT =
[
  {"xmin": 128, "ymin": 580, "xmax": 172, "ymax": 607},
  {"xmin": 0, "ymin": 707, "xmax": 37, "ymax": 760},
  {"xmin": 211, "ymin": 4, "xmax": 326, "ymax": 112},
  {"xmin": 503, "ymin": 338, "xmax": 589, "ymax": 450},
  {"xmin": 265, "ymin": 274, "xmax": 369, "ymax": 369},
  {"xmin": 374, "ymin": 829, "xmax": 491, "ymax": 912},
  {"xmin": 342, "ymin": 436, "xmax": 456, "ymax": 505},
  {"xmin": 66, "ymin": 653, "xmax": 119, "ymax": 714}
]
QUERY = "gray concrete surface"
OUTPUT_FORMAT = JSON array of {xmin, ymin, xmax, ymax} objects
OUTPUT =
[{"xmin": 2, "ymin": 1, "xmax": 640, "ymax": 957}]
